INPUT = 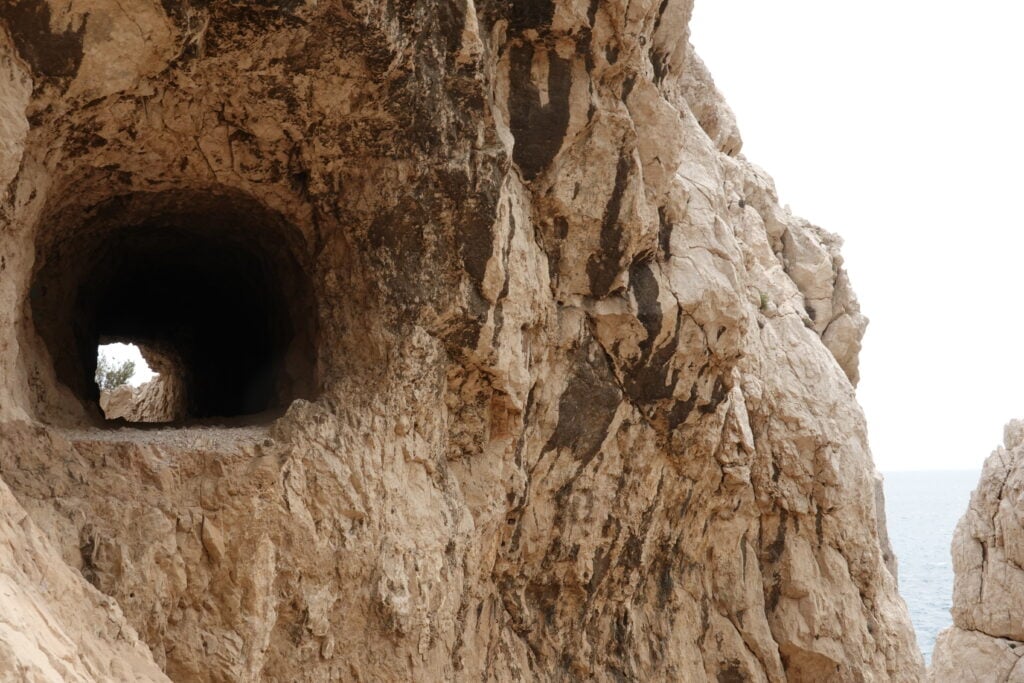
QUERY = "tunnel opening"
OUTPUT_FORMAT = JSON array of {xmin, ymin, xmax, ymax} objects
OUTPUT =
[
  {"xmin": 30, "ymin": 190, "xmax": 318, "ymax": 425},
  {"xmin": 95, "ymin": 341, "xmax": 192, "ymax": 423}
]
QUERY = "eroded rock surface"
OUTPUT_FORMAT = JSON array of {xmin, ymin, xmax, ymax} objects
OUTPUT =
[
  {"xmin": 0, "ymin": 458, "xmax": 167, "ymax": 681},
  {"xmin": 930, "ymin": 421, "xmax": 1024, "ymax": 682},
  {"xmin": 0, "ymin": 0, "xmax": 921, "ymax": 681},
  {"xmin": 100, "ymin": 375, "xmax": 187, "ymax": 424}
]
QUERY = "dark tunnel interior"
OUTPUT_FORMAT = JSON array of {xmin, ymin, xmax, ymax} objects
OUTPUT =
[{"xmin": 30, "ymin": 191, "xmax": 318, "ymax": 423}]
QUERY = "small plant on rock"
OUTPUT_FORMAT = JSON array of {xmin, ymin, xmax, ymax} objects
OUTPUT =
[{"xmin": 95, "ymin": 353, "xmax": 135, "ymax": 391}]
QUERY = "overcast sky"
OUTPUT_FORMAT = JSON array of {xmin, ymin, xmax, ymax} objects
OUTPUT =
[{"xmin": 690, "ymin": 0, "xmax": 1024, "ymax": 470}]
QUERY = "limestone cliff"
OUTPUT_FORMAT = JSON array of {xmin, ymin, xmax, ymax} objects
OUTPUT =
[
  {"xmin": 0, "ymin": 1, "xmax": 922, "ymax": 681},
  {"xmin": 930, "ymin": 421, "xmax": 1024, "ymax": 681}
]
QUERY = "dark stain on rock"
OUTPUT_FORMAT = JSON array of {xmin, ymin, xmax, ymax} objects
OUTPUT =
[
  {"xmin": 158, "ymin": 0, "xmax": 181, "ymax": 20},
  {"xmin": 621, "ymin": 74, "xmax": 636, "ymax": 100},
  {"xmin": 78, "ymin": 531, "xmax": 98, "ymax": 587},
  {"xmin": 766, "ymin": 509, "xmax": 788, "ymax": 564},
  {"xmin": 658, "ymin": 206, "xmax": 672, "ymax": 255},
  {"xmin": 653, "ymin": 0, "xmax": 671, "ymax": 32},
  {"xmin": 765, "ymin": 519, "xmax": 786, "ymax": 610},
  {"xmin": 202, "ymin": 2, "xmax": 308, "ymax": 56},
  {"xmin": 543, "ymin": 342, "xmax": 621, "ymax": 466},
  {"xmin": 717, "ymin": 660, "xmax": 746, "ymax": 683},
  {"xmin": 509, "ymin": 43, "xmax": 572, "ymax": 181},
  {"xmin": 435, "ymin": 0, "xmax": 467, "ymax": 57},
  {"xmin": 612, "ymin": 607, "xmax": 631, "ymax": 654},
  {"xmin": 576, "ymin": 30, "xmax": 596, "ymax": 74},
  {"xmin": 525, "ymin": 579, "xmax": 560, "ymax": 626},
  {"xmin": 657, "ymin": 557, "xmax": 674, "ymax": 605},
  {"xmin": 508, "ymin": 0, "xmax": 555, "ymax": 32},
  {"xmin": 667, "ymin": 386, "xmax": 697, "ymax": 430},
  {"xmin": 698, "ymin": 376, "xmax": 728, "ymax": 414},
  {"xmin": 624, "ymin": 310, "xmax": 680, "ymax": 404},
  {"xmin": 629, "ymin": 260, "xmax": 661, "ymax": 355},
  {"xmin": 367, "ymin": 197, "xmax": 426, "ymax": 265},
  {"xmin": 546, "ymin": 218, "xmax": 566, "ymax": 284},
  {"xmin": 619, "ymin": 533, "xmax": 643, "ymax": 569},
  {"xmin": 4, "ymin": 0, "xmax": 87, "ymax": 78},
  {"xmin": 588, "ymin": 547, "xmax": 611, "ymax": 594},
  {"xmin": 443, "ymin": 310, "xmax": 486, "ymax": 355},
  {"xmin": 697, "ymin": 600, "xmax": 710, "ymax": 647},
  {"xmin": 554, "ymin": 216, "xmax": 569, "ymax": 240},
  {"xmin": 815, "ymin": 505, "xmax": 824, "ymax": 546},
  {"xmin": 650, "ymin": 48, "xmax": 667, "ymax": 82},
  {"xmin": 586, "ymin": 151, "xmax": 632, "ymax": 297},
  {"xmin": 452, "ymin": 165, "xmax": 502, "ymax": 291}
]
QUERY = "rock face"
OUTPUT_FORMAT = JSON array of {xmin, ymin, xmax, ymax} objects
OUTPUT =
[
  {"xmin": 0, "ymin": 1, "xmax": 922, "ymax": 681},
  {"xmin": 0, "ymin": 471, "xmax": 168, "ymax": 681},
  {"xmin": 99, "ymin": 376, "xmax": 186, "ymax": 423},
  {"xmin": 930, "ymin": 421, "xmax": 1024, "ymax": 681}
]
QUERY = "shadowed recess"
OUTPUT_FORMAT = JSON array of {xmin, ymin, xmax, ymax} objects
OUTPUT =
[{"xmin": 31, "ymin": 189, "xmax": 318, "ymax": 422}]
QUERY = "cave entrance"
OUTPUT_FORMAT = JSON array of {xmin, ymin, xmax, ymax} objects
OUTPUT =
[{"xmin": 31, "ymin": 190, "xmax": 318, "ymax": 425}]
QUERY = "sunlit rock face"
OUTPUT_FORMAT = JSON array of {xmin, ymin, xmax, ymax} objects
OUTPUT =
[
  {"xmin": 0, "ymin": 1, "xmax": 922, "ymax": 681},
  {"xmin": 930, "ymin": 421, "xmax": 1024, "ymax": 682}
]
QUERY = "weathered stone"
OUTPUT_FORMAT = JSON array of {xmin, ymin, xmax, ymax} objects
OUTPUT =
[
  {"xmin": 0, "ymin": 470, "xmax": 166, "ymax": 681},
  {"xmin": 930, "ymin": 420, "xmax": 1024, "ymax": 681},
  {"xmin": 99, "ymin": 373, "xmax": 186, "ymax": 423}
]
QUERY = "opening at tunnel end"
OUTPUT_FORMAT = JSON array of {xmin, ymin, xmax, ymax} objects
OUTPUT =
[
  {"xmin": 95, "ymin": 343, "xmax": 156, "ymax": 391},
  {"xmin": 95, "ymin": 342, "xmax": 177, "ymax": 423},
  {"xmin": 30, "ymin": 189, "xmax": 319, "ymax": 427}
]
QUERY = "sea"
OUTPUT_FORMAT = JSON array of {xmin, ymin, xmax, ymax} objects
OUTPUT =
[{"xmin": 882, "ymin": 469, "xmax": 981, "ymax": 663}]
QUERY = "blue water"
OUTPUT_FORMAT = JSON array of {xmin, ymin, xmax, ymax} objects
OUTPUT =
[{"xmin": 882, "ymin": 470, "xmax": 980, "ymax": 663}]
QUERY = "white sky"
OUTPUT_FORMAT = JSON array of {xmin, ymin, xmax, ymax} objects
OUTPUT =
[
  {"xmin": 690, "ymin": 1, "xmax": 1024, "ymax": 470},
  {"xmin": 98, "ymin": 343, "xmax": 156, "ymax": 387}
]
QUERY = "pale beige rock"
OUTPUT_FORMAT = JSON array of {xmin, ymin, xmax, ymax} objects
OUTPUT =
[
  {"xmin": 99, "ymin": 374, "xmax": 186, "ymax": 423},
  {"xmin": 0, "ymin": 1, "xmax": 922, "ymax": 681},
  {"xmin": 0, "ymin": 473, "xmax": 167, "ymax": 681},
  {"xmin": 931, "ymin": 420, "xmax": 1024, "ymax": 682},
  {"xmin": 0, "ymin": 30, "xmax": 34, "ymax": 424},
  {"xmin": 930, "ymin": 628, "xmax": 1024, "ymax": 683}
]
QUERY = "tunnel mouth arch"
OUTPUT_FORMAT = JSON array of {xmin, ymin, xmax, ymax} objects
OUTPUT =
[{"xmin": 30, "ymin": 188, "xmax": 319, "ymax": 425}]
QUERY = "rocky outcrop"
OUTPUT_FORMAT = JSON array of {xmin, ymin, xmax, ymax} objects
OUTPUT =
[
  {"xmin": 0, "ymin": 1, "xmax": 921, "ymax": 681},
  {"xmin": 100, "ymin": 375, "xmax": 186, "ymax": 423},
  {"xmin": 930, "ymin": 421, "xmax": 1024, "ymax": 681}
]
